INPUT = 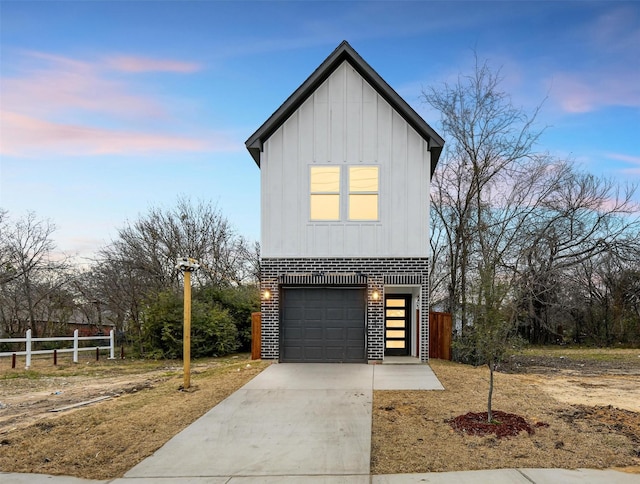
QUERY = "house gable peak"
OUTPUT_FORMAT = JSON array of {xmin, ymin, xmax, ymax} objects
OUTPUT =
[{"xmin": 245, "ymin": 40, "xmax": 444, "ymax": 175}]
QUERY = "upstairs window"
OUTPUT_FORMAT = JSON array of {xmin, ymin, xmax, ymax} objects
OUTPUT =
[
  {"xmin": 349, "ymin": 166, "xmax": 378, "ymax": 220},
  {"xmin": 310, "ymin": 166, "xmax": 340, "ymax": 220},
  {"xmin": 309, "ymin": 165, "xmax": 379, "ymax": 222}
]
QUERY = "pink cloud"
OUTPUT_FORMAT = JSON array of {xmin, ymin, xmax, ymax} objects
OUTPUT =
[
  {"xmin": 550, "ymin": 72, "xmax": 640, "ymax": 114},
  {"xmin": 0, "ymin": 111, "xmax": 237, "ymax": 157},
  {"xmin": 607, "ymin": 153, "xmax": 640, "ymax": 165},
  {"xmin": 0, "ymin": 50, "xmax": 233, "ymax": 158},
  {"xmin": 3, "ymin": 51, "xmax": 166, "ymax": 119},
  {"xmin": 105, "ymin": 56, "xmax": 201, "ymax": 73},
  {"xmin": 608, "ymin": 153, "xmax": 640, "ymax": 176},
  {"xmin": 548, "ymin": 7, "xmax": 640, "ymax": 114}
]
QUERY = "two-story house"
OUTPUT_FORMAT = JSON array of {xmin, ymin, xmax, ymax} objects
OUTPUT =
[{"xmin": 246, "ymin": 41, "xmax": 444, "ymax": 363}]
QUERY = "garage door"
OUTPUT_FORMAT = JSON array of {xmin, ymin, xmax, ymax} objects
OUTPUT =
[{"xmin": 281, "ymin": 287, "xmax": 366, "ymax": 363}]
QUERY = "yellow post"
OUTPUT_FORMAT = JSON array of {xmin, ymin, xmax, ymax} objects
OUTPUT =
[{"xmin": 183, "ymin": 270, "xmax": 191, "ymax": 389}]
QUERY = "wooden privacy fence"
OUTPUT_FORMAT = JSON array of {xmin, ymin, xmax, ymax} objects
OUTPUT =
[
  {"xmin": 251, "ymin": 312, "xmax": 261, "ymax": 360},
  {"xmin": 0, "ymin": 329, "xmax": 115, "ymax": 369},
  {"xmin": 429, "ymin": 311, "xmax": 452, "ymax": 360}
]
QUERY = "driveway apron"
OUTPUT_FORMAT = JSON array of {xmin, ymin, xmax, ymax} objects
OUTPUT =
[{"xmin": 124, "ymin": 364, "xmax": 373, "ymax": 480}]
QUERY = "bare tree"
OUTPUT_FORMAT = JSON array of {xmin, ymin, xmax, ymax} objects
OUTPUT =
[
  {"xmin": 0, "ymin": 209, "xmax": 14, "ymax": 285},
  {"xmin": 515, "ymin": 170, "xmax": 639, "ymax": 343},
  {"xmin": 81, "ymin": 254, "xmax": 148, "ymax": 352},
  {"xmin": 0, "ymin": 211, "xmax": 71, "ymax": 336},
  {"xmin": 423, "ymin": 57, "xmax": 554, "ymax": 421},
  {"xmin": 90, "ymin": 197, "xmax": 258, "ymax": 353},
  {"xmin": 424, "ymin": 56, "xmax": 545, "ymax": 334},
  {"xmin": 424, "ymin": 55, "xmax": 639, "ymax": 351},
  {"xmin": 422, "ymin": 54, "xmax": 640, "ymax": 421},
  {"xmin": 556, "ymin": 238, "xmax": 640, "ymax": 345},
  {"xmin": 110, "ymin": 196, "xmax": 251, "ymax": 288}
]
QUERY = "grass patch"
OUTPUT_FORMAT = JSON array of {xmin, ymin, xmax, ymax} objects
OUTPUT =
[
  {"xmin": 0, "ymin": 370, "xmax": 41, "ymax": 380},
  {"xmin": 518, "ymin": 346, "xmax": 640, "ymax": 362},
  {"xmin": 0, "ymin": 355, "xmax": 179, "ymax": 379}
]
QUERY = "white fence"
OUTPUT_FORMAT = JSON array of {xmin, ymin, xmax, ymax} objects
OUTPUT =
[{"xmin": 0, "ymin": 329, "xmax": 115, "ymax": 368}]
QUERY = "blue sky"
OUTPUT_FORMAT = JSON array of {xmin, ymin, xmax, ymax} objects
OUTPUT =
[{"xmin": 1, "ymin": 1, "xmax": 639, "ymax": 262}]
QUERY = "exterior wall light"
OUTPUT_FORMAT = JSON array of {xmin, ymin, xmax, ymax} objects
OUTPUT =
[
  {"xmin": 372, "ymin": 290, "xmax": 380, "ymax": 301},
  {"xmin": 263, "ymin": 290, "xmax": 271, "ymax": 300}
]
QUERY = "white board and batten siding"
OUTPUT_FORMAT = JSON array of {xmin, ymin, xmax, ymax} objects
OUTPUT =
[{"xmin": 261, "ymin": 61, "xmax": 431, "ymax": 259}]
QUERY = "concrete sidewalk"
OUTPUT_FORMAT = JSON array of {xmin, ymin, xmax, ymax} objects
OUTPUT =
[
  {"xmin": 1, "ymin": 363, "xmax": 638, "ymax": 483},
  {"xmin": 374, "ymin": 468, "xmax": 640, "ymax": 483},
  {"xmin": 3, "ymin": 467, "xmax": 640, "ymax": 483}
]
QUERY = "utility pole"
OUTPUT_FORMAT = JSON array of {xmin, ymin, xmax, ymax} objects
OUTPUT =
[{"xmin": 175, "ymin": 257, "xmax": 200, "ymax": 389}]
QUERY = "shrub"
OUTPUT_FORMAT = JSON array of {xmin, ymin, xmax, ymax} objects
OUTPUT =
[{"xmin": 141, "ymin": 290, "xmax": 240, "ymax": 359}]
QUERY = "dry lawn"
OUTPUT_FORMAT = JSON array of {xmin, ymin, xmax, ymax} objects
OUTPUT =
[
  {"xmin": 372, "ymin": 359, "xmax": 640, "ymax": 475},
  {"xmin": 2, "ymin": 350, "xmax": 639, "ymax": 479},
  {"xmin": 0, "ymin": 354, "xmax": 269, "ymax": 479}
]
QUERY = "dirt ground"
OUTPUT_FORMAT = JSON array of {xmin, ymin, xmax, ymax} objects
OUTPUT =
[
  {"xmin": 0, "ymin": 354, "xmax": 269, "ymax": 479},
  {"xmin": 499, "ymin": 347, "xmax": 640, "ymax": 376},
  {"xmin": 371, "ymin": 348, "xmax": 640, "ymax": 475},
  {"xmin": 1, "ymin": 348, "xmax": 639, "ymax": 479},
  {"xmin": 1, "ymin": 362, "xmax": 174, "ymax": 433},
  {"xmin": 500, "ymin": 348, "xmax": 640, "ymax": 412}
]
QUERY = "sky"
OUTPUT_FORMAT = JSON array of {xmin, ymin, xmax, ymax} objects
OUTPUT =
[{"xmin": 1, "ymin": 1, "xmax": 639, "ymax": 263}]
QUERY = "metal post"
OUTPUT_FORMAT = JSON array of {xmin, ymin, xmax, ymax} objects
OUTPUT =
[
  {"xmin": 12, "ymin": 353, "xmax": 16, "ymax": 369},
  {"xmin": 109, "ymin": 330, "xmax": 115, "ymax": 359},
  {"xmin": 73, "ymin": 329, "xmax": 79, "ymax": 363},
  {"xmin": 54, "ymin": 349, "xmax": 57, "ymax": 366},
  {"xmin": 183, "ymin": 270, "xmax": 192, "ymax": 389},
  {"xmin": 25, "ymin": 329, "xmax": 32, "ymax": 369}
]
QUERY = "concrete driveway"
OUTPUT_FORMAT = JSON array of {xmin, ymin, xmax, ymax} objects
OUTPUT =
[{"xmin": 123, "ymin": 363, "xmax": 376, "ymax": 481}]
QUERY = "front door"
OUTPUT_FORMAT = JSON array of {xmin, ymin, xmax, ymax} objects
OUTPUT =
[{"xmin": 384, "ymin": 294, "xmax": 411, "ymax": 356}]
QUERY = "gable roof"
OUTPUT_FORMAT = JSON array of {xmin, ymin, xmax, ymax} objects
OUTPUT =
[{"xmin": 245, "ymin": 41, "xmax": 444, "ymax": 176}]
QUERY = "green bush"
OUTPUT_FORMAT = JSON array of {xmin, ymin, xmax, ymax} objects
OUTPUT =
[
  {"xmin": 198, "ymin": 285, "xmax": 259, "ymax": 352},
  {"xmin": 141, "ymin": 290, "xmax": 240, "ymax": 359}
]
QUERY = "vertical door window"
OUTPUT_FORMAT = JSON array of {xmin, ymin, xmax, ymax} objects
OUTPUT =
[{"xmin": 384, "ymin": 295, "xmax": 410, "ymax": 356}]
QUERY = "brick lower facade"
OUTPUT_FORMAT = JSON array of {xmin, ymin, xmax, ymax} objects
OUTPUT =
[{"xmin": 260, "ymin": 257, "xmax": 430, "ymax": 362}]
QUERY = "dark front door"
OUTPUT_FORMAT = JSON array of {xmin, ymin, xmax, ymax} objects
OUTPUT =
[
  {"xmin": 280, "ymin": 287, "xmax": 366, "ymax": 363},
  {"xmin": 384, "ymin": 294, "xmax": 411, "ymax": 356}
]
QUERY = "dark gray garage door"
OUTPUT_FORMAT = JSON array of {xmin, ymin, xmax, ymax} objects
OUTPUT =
[{"xmin": 280, "ymin": 287, "xmax": 366, "ymax": 363}]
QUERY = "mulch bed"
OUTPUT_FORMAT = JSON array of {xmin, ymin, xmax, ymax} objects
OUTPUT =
[{"xmin": 448, "ymin": 410, "xmax": 549, "ymax": 438}]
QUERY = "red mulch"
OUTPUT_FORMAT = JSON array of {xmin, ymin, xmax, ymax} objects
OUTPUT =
[{"xmin": 448, "ymin": 410, "xmax": 549, "ymax": 439}]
